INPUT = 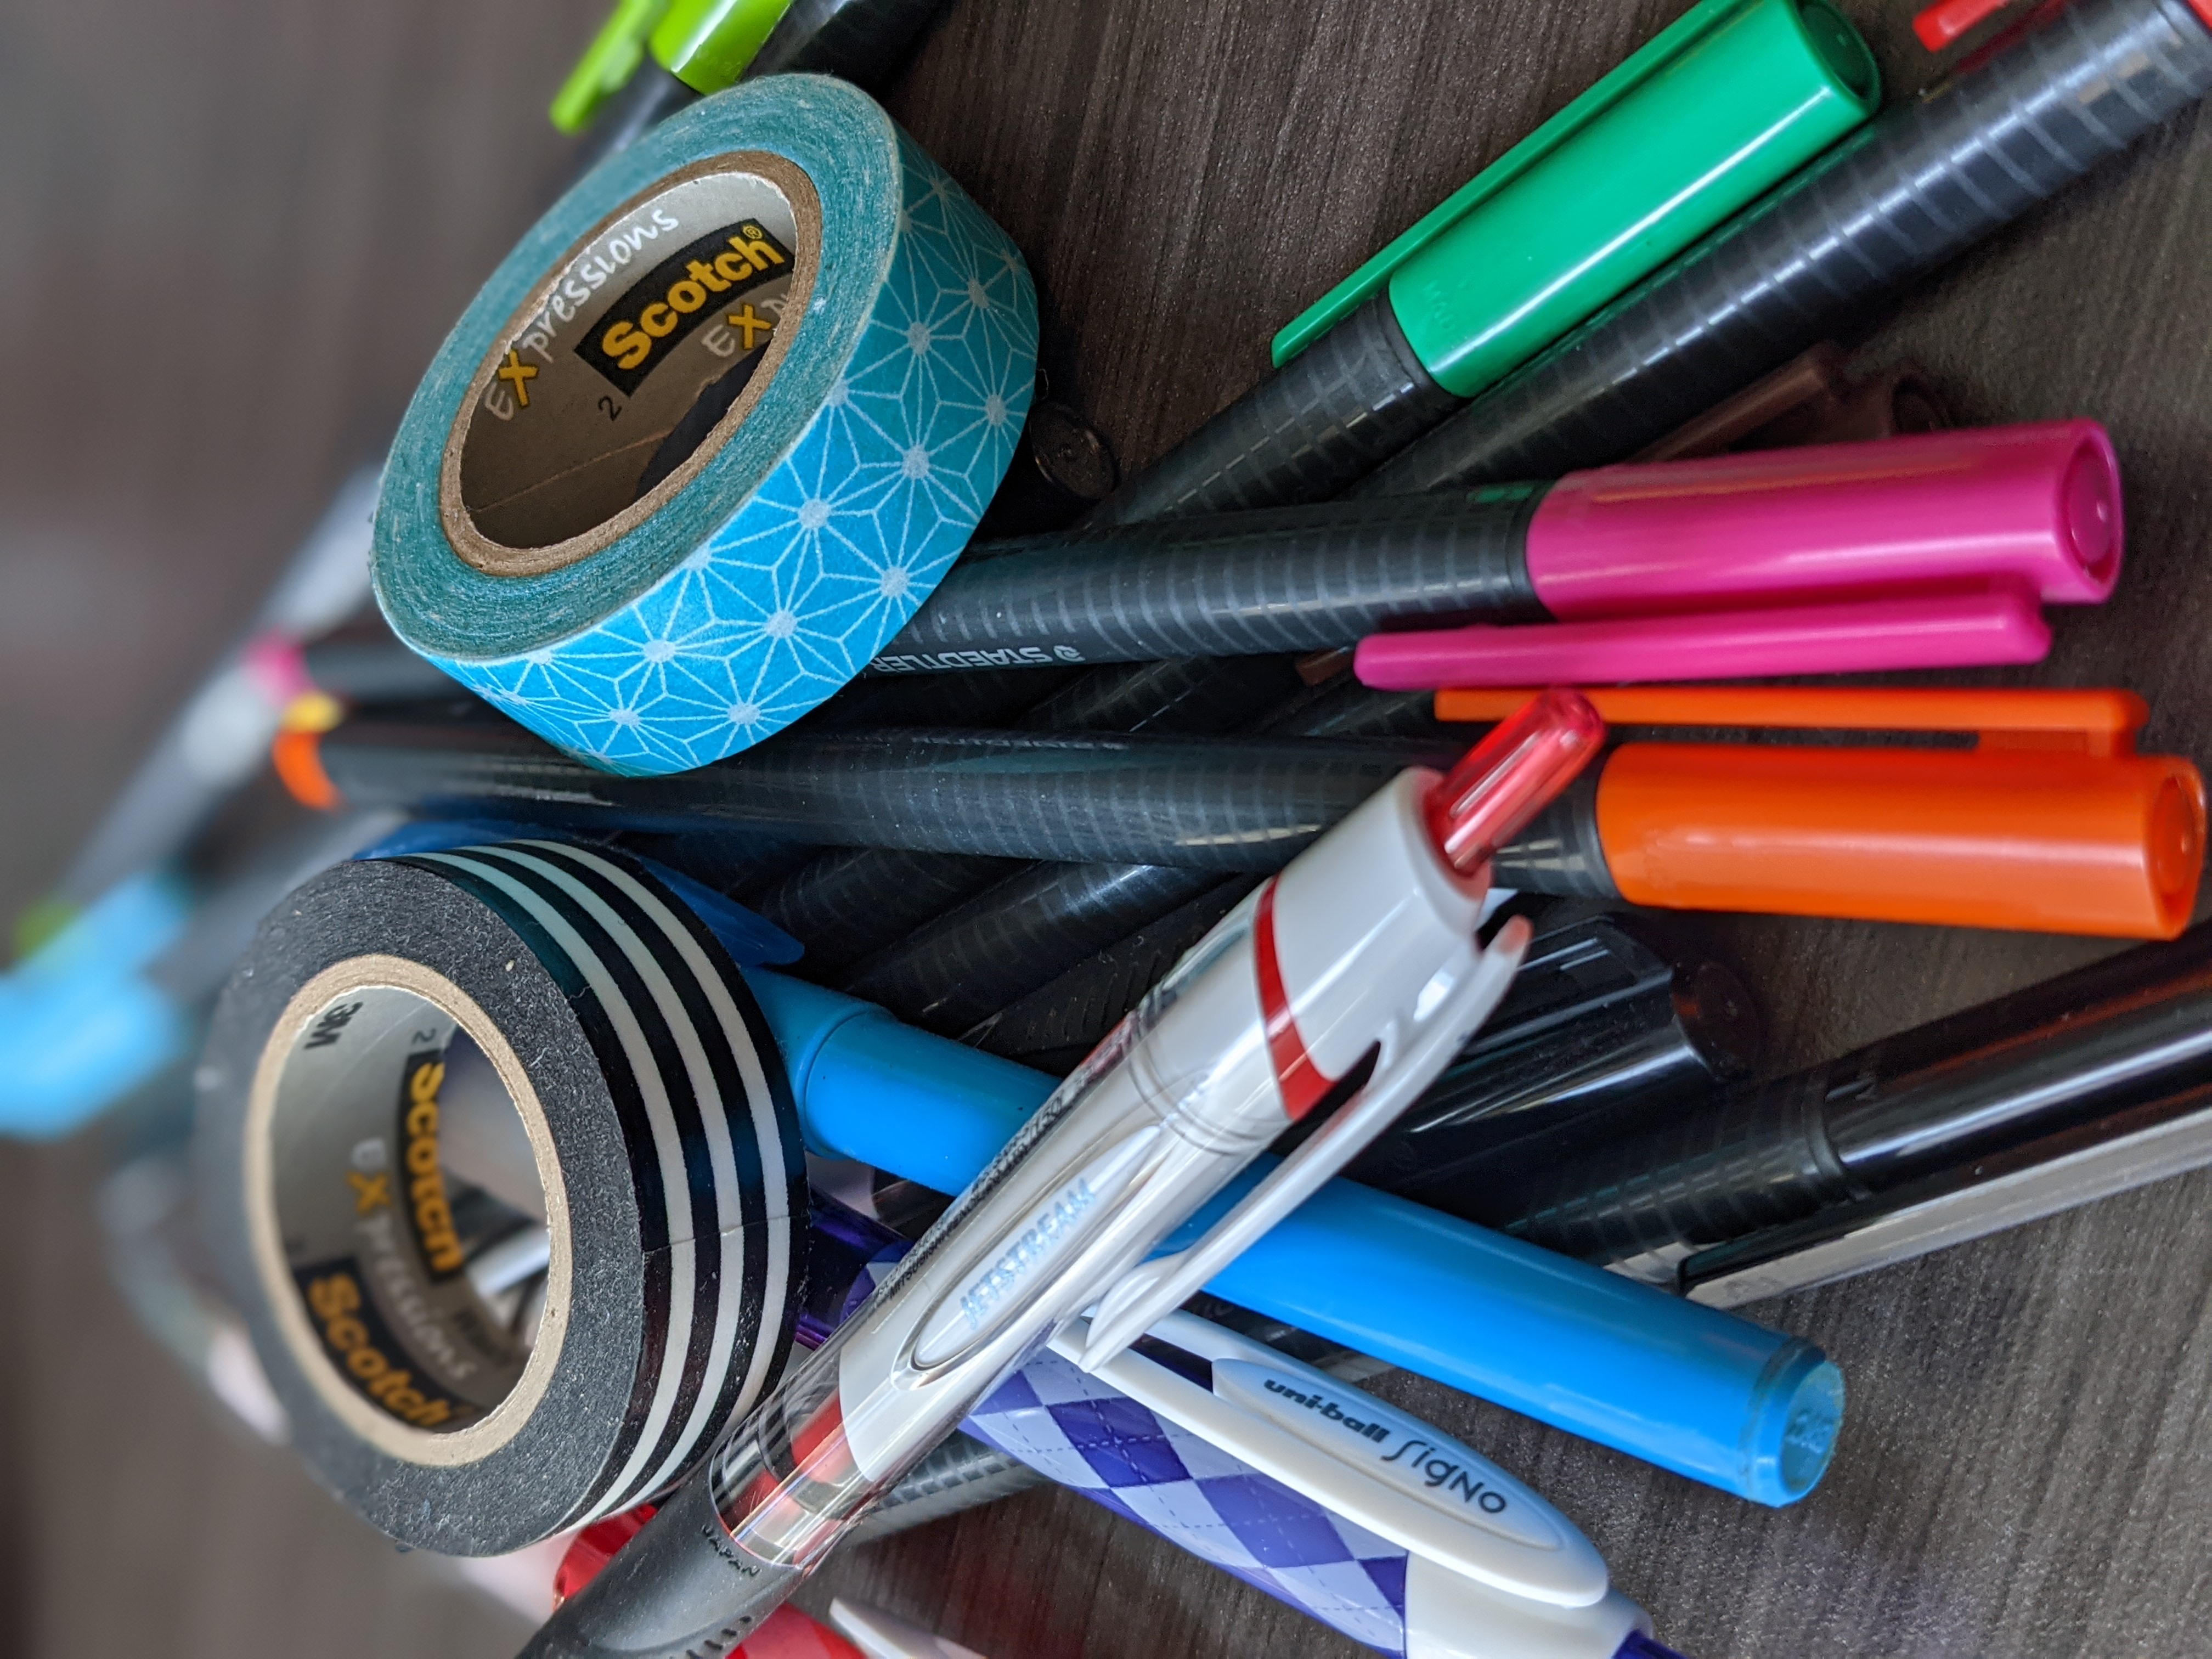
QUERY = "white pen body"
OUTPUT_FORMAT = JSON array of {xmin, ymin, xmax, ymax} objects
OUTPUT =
[
  {"xmin": 1267, "ymin": 768, "xmax": 1492, "ymax": 1086},
  {"xmin": 833, "ymin": 766, "xmax": 1494, "ymax": 1480},
  {"xmin": 827, "ymin": 1032, "xmax": 1275, "ymax": 1485}
]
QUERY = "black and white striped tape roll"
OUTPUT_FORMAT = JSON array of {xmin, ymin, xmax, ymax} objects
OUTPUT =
[{"xmin": 196, "ymin": 840, "xmax": 806, "ymax": 1555}]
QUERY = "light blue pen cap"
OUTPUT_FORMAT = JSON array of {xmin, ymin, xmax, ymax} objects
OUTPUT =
[{"xmin": 0, "ymin": 870, "xmax": 195, "ymax": 1138}]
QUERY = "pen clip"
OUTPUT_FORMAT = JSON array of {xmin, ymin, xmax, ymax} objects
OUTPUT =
[
  {"xmin": 1054, "ymin": 1309, "xmax": 1611, "ymax": 1609},
  {"xmin": 1076, "ymin": 915, "xmax": 1533, "ymax": 1365}
]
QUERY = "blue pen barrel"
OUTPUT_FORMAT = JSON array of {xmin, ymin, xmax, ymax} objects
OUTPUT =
[
  {"xmin": 1173, "ymin": 1165, "xmax": 1840, "ymax": 1508},
  {"xmin": 743, "ymin": 966, "xmax": 1843, "ymax": 1506},
  {"xmin": 746, "ymin": 970, "xmax": 1047, "ymax": 1194}
]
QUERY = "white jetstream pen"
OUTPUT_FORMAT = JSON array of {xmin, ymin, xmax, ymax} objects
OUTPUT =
[{"xmin": 518, "ymin": 689, "xmax": 1605, "ymax": 1659}]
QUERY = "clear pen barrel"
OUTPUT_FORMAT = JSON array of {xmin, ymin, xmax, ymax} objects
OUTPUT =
[
  {"xmin": 700, "ymin": 912, "xmax": 1286, "ymax": 1567},
  {"xmin": 707, "ymin": 1335, "xmax": 900, "ymax": 1570}
]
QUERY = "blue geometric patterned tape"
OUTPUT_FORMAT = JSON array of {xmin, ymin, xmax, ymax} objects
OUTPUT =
[{"xmin": 374, "ymin": 77, "xmax": 1037, "ymax": 777}]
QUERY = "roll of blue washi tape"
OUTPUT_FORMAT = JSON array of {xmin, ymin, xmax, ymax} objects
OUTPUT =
[{"xmin": 373, "ymin": 76, "xmax": 1038, "ymax": 777}]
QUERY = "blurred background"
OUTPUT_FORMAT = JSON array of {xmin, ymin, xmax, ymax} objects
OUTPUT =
[{"xmin": 0, "ymin": 0, "xmax": 599, "ymax": 1650}]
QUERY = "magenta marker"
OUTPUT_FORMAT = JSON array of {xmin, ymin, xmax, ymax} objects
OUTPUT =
[
  {"xmin": 1355, "ymin": 589, "xmax": 2051, "ymax": 690},
  {"xmin": 871, "ymin": 422, "xmax": 2122, "ymax": 685},
  {"xmin": 1516, "ymin": 419, "xmax": 2119, "ymax": 612}
]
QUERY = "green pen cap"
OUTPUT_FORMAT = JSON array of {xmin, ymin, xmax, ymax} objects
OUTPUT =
[
  {"xmin": 1274, "ymin": 0, "xmax": 1879, "ymax": 399},
  {"xmin": 550, "ymin": 0, "xmax": 677, "ymax": 134},
  {"xmin": 650, "ymin": 0, "xmax": 802, "ymax": 94}
]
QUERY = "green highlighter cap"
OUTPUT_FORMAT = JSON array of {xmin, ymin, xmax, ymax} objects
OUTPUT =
[
  {"xmin": 651, "ymin": 0, "xmax": 802, "ymax": 94},
  {"xmin": 1272, "ymin": 0, "xmax": 1878, "ymax": 398},
  {"xmin": 550, "ymin": 0, "xmax": 676, "ymax": 134}
]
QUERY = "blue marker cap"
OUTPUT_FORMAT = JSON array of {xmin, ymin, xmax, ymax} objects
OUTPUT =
[
  {"xmin": 0, "ymin": 870, "xmax": 196, "ymax": 1138},
  {"xmin": 741, "ymin": 968, "xmax": 1051, "ymax": 1195},
  {"xmin": 0, "ymin": 966, "xmax": 188, "ymax": 1138}
]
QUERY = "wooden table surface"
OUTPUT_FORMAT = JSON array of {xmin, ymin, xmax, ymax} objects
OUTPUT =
[{"xmin": 3, "ymin": 1, "xmax": 2209, "ymax": 1655}]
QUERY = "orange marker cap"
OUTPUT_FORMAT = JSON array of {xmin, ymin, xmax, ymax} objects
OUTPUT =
[
  {"xmin": 272, "ymin": 729, "xmax": 342, "ymax": 811},
  {"xmin": 1437, "ymin": 686, "xmax": 2205, "ymax": 938},
  {"xmin": 1595, "ymin": 743, "xmax": 2203, "ymax": 939},
  {"xmin": 1434, "ymin": 685, "xmax": 2149, "ymax": 754}
]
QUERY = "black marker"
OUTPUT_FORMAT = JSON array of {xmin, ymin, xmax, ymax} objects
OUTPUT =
[
  {"xmin": 287, "ymin": 709, "xmax": 1447, "ymax": 871},
  {"xmin": 755, "ymin": 657, "xmax": 1302, "ymax": 977},
  {"xmin": 1332, "ymin": 911, "xmax": 1763, "ymax": 1219},
  {"xmin": 1491, "ymin": 925, "xmax": 2212, "ymax": 1290},
  {"xmin": 829, "ymin": 678, "xmax": 1438, "ymax": 1033},
  {"xmin": 1084, "ymin": 0, "xmax": 1880, "ymax": 523}
]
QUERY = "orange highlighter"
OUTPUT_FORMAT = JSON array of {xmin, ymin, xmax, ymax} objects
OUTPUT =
[{"xmin": 1437, "ymin": 686, "xmax": 2205, "ymax": 938}]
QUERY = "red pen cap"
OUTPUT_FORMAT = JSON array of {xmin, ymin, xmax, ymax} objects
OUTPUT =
[
  {"xmin": 1914, "ymin": 0, "xmax": 2013, "ymax": 50},
  {"xmin": 1425, "ymin": 687, "xmax": 1605, "ymax": 878}
]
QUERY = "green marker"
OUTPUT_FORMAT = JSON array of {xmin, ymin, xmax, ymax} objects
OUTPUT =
[
  {"xmin": 1092, "ymin": 0, "xmax": 1881, "ymax": 527},
  {"xmin": 551, "ymin": 0, "xmax": 953, "ymax": 135},
  {"xmin": 550, "ymin": 0, "xmax": 682, "ymax": 134},
  {"xmin": 650, "ymin": 0, "xmax": 802, "ymax": 95}
]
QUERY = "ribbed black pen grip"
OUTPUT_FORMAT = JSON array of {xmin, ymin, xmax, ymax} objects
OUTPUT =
[
  {"xmin": 1356, "ymin": 0, "xmax": 2212, "ymax": 493},
  {"xmin": 844, "ymin": 861, "xmax": 1222, "ymax": 1031},
  {"xmin": 321, "ymin": 721, "xmax": 1448, "ymax": 870},
  {"xmin": 845, "ymin": 1434, "xmax": 1046, "ymax": 1543},
  {"xmin": 1491, "ymin": 771, "xmax": 1621, "ymax": 900},
  {"xmin": 1503, "ymin": 1071, "xmax": 1861, "ymax": 1267},
  {"xmin": 967, "ymin": 878, "xmax": 1255, "ymax": 1064},
  {"xmin": 873, "ymin": 488, "xmax": 1548, "ymax": 669},
  {"xmin": 1088, "ymin": 295, "xmax": 1462, "ymax": 525},
  {"xmin": 755, "ymin": 847, "xmax": 1021, "ymax": 975},
  {"xmin": 744, "ymin": 0, "xmax": 950, "ymax": 85},
  {"xmin": 518, "ymin": 1471, "xmax": 800, "ymax": 1659}
]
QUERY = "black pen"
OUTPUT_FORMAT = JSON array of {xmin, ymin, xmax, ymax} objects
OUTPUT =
[
  {"xmin": 284, "ymin": 710, "xmax": 1449, "ymax": 871},
  {"xmin": 1489, "ymin": 925, "xmax": 2212, "ymax": 1291}
]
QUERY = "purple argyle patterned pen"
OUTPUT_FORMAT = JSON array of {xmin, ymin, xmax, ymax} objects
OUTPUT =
[
  {"xmin": 817, "ymin": 1209, "xmax": 1684, "ymax": 1659},
  {"xmin": 969, "ymin": 1347, "xmax": 1414, "ymax": 1653},
  {"xmin": 824, "ymin": 1223, "xmax": 1415, "ymax": 1651}
]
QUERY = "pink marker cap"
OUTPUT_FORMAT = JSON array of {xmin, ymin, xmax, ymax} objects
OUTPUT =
[
  {"xmin": 1525, "ymin": 420, "xmax": 2121, "ymax": 618},
  {"xmin": 1353, "ymin": 589, "xmax": 2053, "ymax": 691}
]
